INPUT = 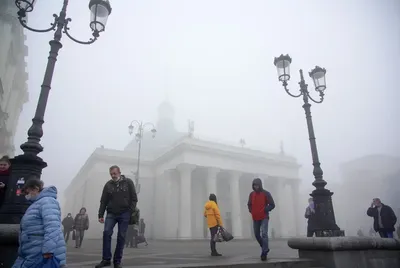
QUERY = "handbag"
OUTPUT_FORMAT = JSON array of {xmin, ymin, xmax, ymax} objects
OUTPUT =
[
  {"xmin": 213, "ymin": 228, "xmax": 224, "ymax": 243},
  {"xmin": 220, "ymin": 226, "xmax": 234, "ymax": 242},
  {"xmin": 72, "ymin": 230, "xmax": 76, "ymax": 241},
  {"xmin": 35, "ymin": 258, "xmax": 60, "ymax": 268}
]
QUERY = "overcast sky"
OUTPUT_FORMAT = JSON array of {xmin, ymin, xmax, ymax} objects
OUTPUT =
[{"xmin": 14, "ymin": 0, "xmax": 400, "ymax": 194}]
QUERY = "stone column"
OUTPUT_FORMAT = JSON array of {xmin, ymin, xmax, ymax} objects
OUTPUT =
[
  {"xmin": 177, "ymin": 164, "xmax": 195, "ymax": 239},
  {"xmin": 207, "ymin": 167, "xmax": 219, "ymax": 196},
  {"xmin": 291, "ymin": 179, "xmax": 301, "ymax": 236},
  {"xmin": 230, "ymin": 171, "xmax": 243, "ymax": 238},
  {"xmin": 274, "ymin": 178, "xmax": 285, "ymax": 238}
]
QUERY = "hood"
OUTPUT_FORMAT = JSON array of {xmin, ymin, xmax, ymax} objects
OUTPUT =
[
  {"xmin": 205, "ymin": 200, "xmax": 217, "ymax": 210},
  {"xmin": 36, "ymin": 186, "xmax": 58, "ymax": 201},
  {"xmin": 252, "ymin": 178, "xmax": 263, "ymax": 192},
  {"xmin": 209, "ymin": 193, "xmax": 217, "ymax": 203}
]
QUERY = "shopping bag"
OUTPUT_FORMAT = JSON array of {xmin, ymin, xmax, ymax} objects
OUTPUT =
[
  {"xmin": 35, "ymin": 258, "xmax": 60, "ymax": 268},
  {"xmin": 220, "ymin": 227, "xmax": 234, "ymax": 242},
  {"xmin": 213, "ymin": 228, "xmax": 224, "ymax": 242},
  {"xmin": 72, "ymin": 230, "xmax": 76, "ymax": 241}
]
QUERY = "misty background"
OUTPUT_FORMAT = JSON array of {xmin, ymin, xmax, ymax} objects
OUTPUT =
[{"xmin": 13, "ymin": 0, "xmax": 400, "ymax": 216}]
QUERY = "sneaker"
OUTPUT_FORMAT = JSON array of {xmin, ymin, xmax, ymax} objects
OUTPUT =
[
  {"xmin": 95, "ymin": 260, "xmax": 111, "ymax": 268},
  {"xmin": 114, "ymin": 264, "xmax": 122, "ymax": 268},
  {"xmin": 260, "ymin": 254, "xmax": 267, "ymax": 261},
  {"xmin": 211, "ymin": 252, "xmax": 222, "ymax": 257}
]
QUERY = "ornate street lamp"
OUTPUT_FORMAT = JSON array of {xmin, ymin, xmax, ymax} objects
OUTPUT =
[
  {"xmin": 0, "ymin": 1, "xmax": 112, "ymax": 266},
  {"xmin": 128, "ymin": 121, "xmax": 157, "ymax": 194},
  {"xmin": 273, "ymin": 54, "xmax": 343, "ymax": 237}
]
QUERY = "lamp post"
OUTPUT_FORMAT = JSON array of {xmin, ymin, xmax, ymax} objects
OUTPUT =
[
  {"xmin": 128, "ymin": 121, "xmax": 156, "ymax": 195},
  {"xmin": 0, "ymin": 1, "xmax": 112, "ymax": 266},
  {"xmin": 273, "ymin": 54, "xmax": 344, "ymax": 237}
]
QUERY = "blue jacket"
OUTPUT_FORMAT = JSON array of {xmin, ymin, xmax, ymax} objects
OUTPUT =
[{"xmin": 12, "ymin": 186, "xmax": 66, "ymax": 268}]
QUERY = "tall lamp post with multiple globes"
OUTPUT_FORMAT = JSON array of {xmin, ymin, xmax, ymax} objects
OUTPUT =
[
  {"xmin": 0, "ymin": 0, "xmax": 112, "ymax": 266},
  {"xmin": 273, "ymin": 54, "xmax": 344, "ymax": 237},
  {"xmin": 128, "ymin": 121, "xmax": 157, "ymax": 195}
]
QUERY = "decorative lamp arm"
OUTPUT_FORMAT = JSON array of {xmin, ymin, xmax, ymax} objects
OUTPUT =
[
  {"xmin": 307, "ymin": 91, "xmax": 325, "ymax": 104},
  {"xmin": 18, "ymin": 13, "xmax": 58, "ymax": 33},
  {"xmin": 283, "ymin": 81, "xmax": 303, "ymax": 98},
  {"xmin": 63, "ymin": 18, "xmax": 97, "ymax": 45}
]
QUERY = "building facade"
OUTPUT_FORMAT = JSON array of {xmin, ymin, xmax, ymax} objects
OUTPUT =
[
  {"xmin": 0, "ymin": 0, "xmax": 29, "ymax": 156},
  {"xmin": 63, "ymin": 102, "xmax": 302, "ymax": 239},
  {"xmin": 336, "ymin": 155, "xmax": 400, "ymax": 235}
]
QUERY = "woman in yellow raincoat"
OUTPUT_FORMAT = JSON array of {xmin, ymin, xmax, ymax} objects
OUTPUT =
[{"xmin": 204, "ymin": 193, "xmax": 223, "ymax": 256}]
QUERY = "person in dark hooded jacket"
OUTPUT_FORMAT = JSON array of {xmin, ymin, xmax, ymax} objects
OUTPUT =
[{"xmin": 247, "ymin": 178, "xmax": 275, "ymax": 261}]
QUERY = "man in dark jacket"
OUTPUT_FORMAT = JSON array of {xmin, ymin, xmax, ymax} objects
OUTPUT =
[
  {"xmin": 62, "ymin": 213, "xmax": 75, "ymax": 243},
  {"xmin": 96, "ymin": 165, "xmax": 138, "ymax": 268},
  {"xmin": 304, "ymin": 197, "xmax": 316, "ymax": 237},
  {"xmin": 247, "ymin": 178, "xmax": 275, "ymax": 261},
  {"xmin": 367, "ymin": 198, "xmax": 397, "ymax": 238}
]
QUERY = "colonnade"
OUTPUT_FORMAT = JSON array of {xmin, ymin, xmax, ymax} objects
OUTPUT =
[{"xmin": 153, "ymin": 164, "xmax": 301, "ymax": 239}]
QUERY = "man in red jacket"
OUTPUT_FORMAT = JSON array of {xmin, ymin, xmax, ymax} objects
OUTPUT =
[{"xmin": 247, "ymin": 178, "xmax": 275, "ymax": 261}]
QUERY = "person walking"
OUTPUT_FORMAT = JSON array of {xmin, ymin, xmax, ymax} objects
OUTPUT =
[
  {"xmin": 73, "ymin": 207, "xmax": 89, "ymax": 248},
  {"xmin": 0, "ymin": 155, "xmax": 11, "ymax": 208},
  {"xmin": 62, "ymin": 213, "xmax": 75, "ymax": 243},
  {"xmin": 247, "ymin": 178, "xmax": 275, "ymax": 261},
  {"xmin": 367, "ymin": 198, "xmax": 397, "ymax": 238},
  {"xmin": 139, "ymin": 218, "xmax": 148, "ymax": 246},
  {"xmin": 12, "ymin": 179, "xmax": 66, "ymax": 268},
  {"xmin": 304, "ymin": 197, "xmax": 316, "ymax": 237},
  {"xmin": 95, "ymin": 165, "xmax": 137, "ymax": 268},
  {"xmin": 204, "ymin": 193, "xmax": 223, "ymax": 256}
]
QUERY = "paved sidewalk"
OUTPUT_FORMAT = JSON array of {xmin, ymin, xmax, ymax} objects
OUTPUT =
[{"xmin": 66, "ymin": 239, "xmax": 298, "ymax": 267}]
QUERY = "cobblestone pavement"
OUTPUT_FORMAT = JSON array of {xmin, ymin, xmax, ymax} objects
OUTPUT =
[{"xmin": 66, "ymin": 239, "xmax": 299, "ymax": 267}]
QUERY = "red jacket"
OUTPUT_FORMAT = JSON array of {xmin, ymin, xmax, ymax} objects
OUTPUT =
[{"xmin": 247, "ymin": 178, "xmax": 275, "ymax": 221}]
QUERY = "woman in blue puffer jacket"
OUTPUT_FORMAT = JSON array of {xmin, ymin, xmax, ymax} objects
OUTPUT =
[{"xmin": 12, "ymin": 179, "xmax": 66, "ymax": 268}]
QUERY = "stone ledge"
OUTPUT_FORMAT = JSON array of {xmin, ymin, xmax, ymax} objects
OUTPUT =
[
  {"xmin": 288, "ymin": 237, "xmax": 400, "ymax": 251},
  {"xmin": 0, "ymin": 224, "xmax": 19, "ymax": 244}
]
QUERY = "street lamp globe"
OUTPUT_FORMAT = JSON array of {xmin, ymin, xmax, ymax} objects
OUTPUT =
[
  {"xmin": 151, "ymin": 128, "xmax": 157, "ymax": 138},
  {"xmin": 309, "ymin": 66, "xmax": 327, "ymax": 92},
  {"xmin": 15, "ymin": 0, "xmax": 37, "ymax": 14},
  {"xmin": 89, "ymin": 0, "xmax": 112, "ymax": 34},
  {"xmin": 274, "ymin": 54, "xmax": 292, "ymax": 82},
  {"xmin": 128, "ymin": 124, "xmax": 134, "ymax": 135}
]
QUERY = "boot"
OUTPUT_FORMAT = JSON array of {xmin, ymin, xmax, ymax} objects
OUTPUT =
[{"xmin": 211, "ymin": 251, "xmax": 222, "ymax": 256}]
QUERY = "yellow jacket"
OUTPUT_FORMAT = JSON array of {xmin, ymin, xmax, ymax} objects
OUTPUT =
[{"xmin": 204, "ymin": 200, "xmax": 223, "ymax": 228}]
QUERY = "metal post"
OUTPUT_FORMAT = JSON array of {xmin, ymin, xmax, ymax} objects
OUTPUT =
[
  {"xmin": 297, "ymin": 70, "xmax": 343, "ymax": 237},
  {"xmin": 135, "ymin": 125, "xmax": 142, "ymax": 194}
]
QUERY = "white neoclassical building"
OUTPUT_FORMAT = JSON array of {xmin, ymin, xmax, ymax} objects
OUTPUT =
[
  {"xmin": 63, "ymin": 102, "xmax": 302, "ymax": 239},
  {"xmin": 0, "ymin": 0, "xmax": 29, "ymax": 156}
]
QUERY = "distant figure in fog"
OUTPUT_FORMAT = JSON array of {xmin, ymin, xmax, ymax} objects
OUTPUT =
[
  {"xmin": 73, "ymin": 207, "xmax": 89, "ymax": 248},
  {"xmin": 204, "ymin": 193, "xmax": 223, "ymax": 256},
  {"xmin": 367, "ymin": 198, "xmax": 397, "ymax": 238},
  {"xmin": 369, "ymin": 227, "xmax": 375, "ymax": 237},
  {"xmin": 139, "ymin": 218, "xmax": 148, "ymax": 246},
  {"xmin": 62, "ymin": 213, "xmax": 74, "ymax": 243},
  {"xmin": 12, "ymin": 179, "xmax": 66, "ymax": 268},
  {"xmin": 305, "ymin": 197, "xmax": 316, "ymax": 237},
  {"xmin": 357, "ymin": 229, "xmax": 364, "ymax": 237},
  {"xmin": 0, "ymin": 155, "xmax": 11, "ymax": 208},
  {"xmin": 247, "ymin": 178, "xmax": 275, "ymax": 262}
]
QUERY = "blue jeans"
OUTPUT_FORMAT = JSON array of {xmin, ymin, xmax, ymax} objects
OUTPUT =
[
  {"xmin": 378, "ymin": 230, "xmax": 394, "ymax": 238},
  {"xmin": 102, "ymin": 211, "xmax": 130, "ymax": 264},
  {"xmin": 253, "ymin": 218, "xmax": 269, "ymax": 255}
]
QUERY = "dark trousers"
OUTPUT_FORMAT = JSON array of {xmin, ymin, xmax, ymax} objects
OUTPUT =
[
  {"xmin": 307, "ymin": 229, "xmax": 315, "ymax": 237},
  {"xmin": 209, "ymin": 226, "xmax": 218, "ymax": 253},
  {"xmin": 102, "ymin": 211, "xmax": 130, "ymax": 264},
  {"xmin": 64, "ymin": 230, "xmax": 71, "ymax": 242},
  {"xmin": 378, "ymin": 230, "xmax": 394, "ymax": 238}
]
